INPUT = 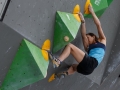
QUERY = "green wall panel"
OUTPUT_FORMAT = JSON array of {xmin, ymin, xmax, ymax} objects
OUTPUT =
[
  {"xmin": 108, "ymin": 0, "xmax": 113, "ymax": 6},
  {"xmin": 84, "ymin": 0, "xmax": 113, "ymax": 18},
  {"xmin": 0, "ymin": 39, "xmax": 49, "ymax": 90},
  {"xmin": 53, "ymin": 11, "xmax": 81, "ymax": 53}
]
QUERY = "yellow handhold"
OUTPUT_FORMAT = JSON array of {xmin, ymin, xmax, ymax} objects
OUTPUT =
[
  {"xmin": 73, "ymin": 14, "xmax": 81, "ymax": 22},
  {"xmin": 73, "ymin": 4, "xmax": 81, "ymax": 22},
  {"xmin": 42, "ymin": 39, "xmax": 51, "ymax": 50},
  {"xmin": 84, "ymin": 0, "xmax": 92, "ymax": 14},
  {"xmin": 48, "ymin": 74, "xmax": 55, "ymax": 82},
  {"xmin": 41, "ymin": 39, "xmax": 51, "ymax": 61},
  {"xmin": 73, "ymin": 4, "xmax": 80, "ymax": 14},
  {"xmin": 41, "ymin": 50, "xmax": 49, "ymax": 60}
]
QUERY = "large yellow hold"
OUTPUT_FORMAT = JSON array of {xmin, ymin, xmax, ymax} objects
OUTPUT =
[
  {"xmin": 84, "ymin": 0, "xmax": 92, "ymax": 14},
  {"xmin": 73, "ymin": 4, "xmax": 81, "ymax": 22},
  {"xmin": 41, "ymin": 39, "xmax": 51, "ymax": 61}
]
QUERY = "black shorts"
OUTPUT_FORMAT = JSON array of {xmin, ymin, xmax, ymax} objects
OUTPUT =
[{"xmin": 77, "ymin": 54, "xmax": 98, "ymax": 75}]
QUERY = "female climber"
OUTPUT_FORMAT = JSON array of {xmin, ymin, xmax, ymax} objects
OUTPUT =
[{"xmin": 52, "ymin": 5, "xmax": 106, "ymax": 77}]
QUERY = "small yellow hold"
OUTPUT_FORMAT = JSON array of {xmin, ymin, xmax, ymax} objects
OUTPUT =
[
  {"xmin": 73, "ymin": 4, "xmax": 81, "ymax": 22},
  {"xmin": 41, "ymin": 39, "xmax": 51, "ymax": 61},
  {"xmin": 84, "ymin": 0, "xmax": 92, "ymax": 14},
  {"xmin": 48, "ymin": 74, "xmax": 55, "ymax": 82},
  {"xmin": 73, "ymin": 4, "xmax": 80, "ymax": 14}
]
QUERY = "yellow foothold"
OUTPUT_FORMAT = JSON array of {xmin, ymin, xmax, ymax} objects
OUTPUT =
[
  {"xmin": 72, "ymin": 4, "xmax": 81, "ymax": 22},
  {"xmin": 41, "ymin": 39, "xmax": 51, "ymax": 61},
  {"xmin": 48, "ymin": 74, "xmax": 55, "ymax": 82},
  {"xmin": 84, "ymin": 0, "xmax": 92, "ymax": 14}
]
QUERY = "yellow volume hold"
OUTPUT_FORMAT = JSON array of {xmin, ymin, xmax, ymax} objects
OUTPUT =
[
  {"xmin": 41, "ymin": 39, "xmax": 51, "ymax": 61},
  {"xmin": 73, "ymin": 4, "xmax": 81, "ymax": 22},
  {"xmin": 84, "ymin": 0, "xmax": 92, "ymax": 14}
]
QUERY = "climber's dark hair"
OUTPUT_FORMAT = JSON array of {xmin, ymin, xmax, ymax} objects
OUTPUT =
[{"xmin": 86, "ymin": 33, "xmax": 98, "ymax": 42}]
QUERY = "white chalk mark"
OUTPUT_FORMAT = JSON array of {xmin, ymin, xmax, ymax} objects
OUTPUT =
[
  {"xmin": 66, "ymin": 14, "xmax": 70, "ymax": 20},
  {"xmin": 95, "ymin": 0, "xmax": 101, "ymax": 6},
  {"xmin": 108, "ymin": 52, "xmax": 120, "ymax": 73},
  {"xmin": 18, "ymin": 5, "xmax": 21, "ymax": 7},
  {"xmin": 5, "ymin": 47, "xmax": 12, "ymax": 53},
  {"xmin": 33, "ymin": 2, "xmax": 37, "ymax": 8},
  {"xmin": 88, "ymin": 81, "xmax": 94, "ymax": 89},
  {"xmin": 109, "ymin": 77, "xmax": 117, "ymax": 88},
  {"xmin": 57, "ymin": 21, "xmax": 62, "ymax": 28}
]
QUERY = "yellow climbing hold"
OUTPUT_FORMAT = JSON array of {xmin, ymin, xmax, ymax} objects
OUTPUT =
[
  {"xmin": 41, "ymin": 50, "xmax": 49, "ymax": 61},
  {"xmin": 73, "ymin": 4, "xmax": 81, "ymax": 22},
  {"xmin": 73, "ymin": 14, "xmax": 81, "ymax": 22},
  {"xmin": 41, "ymin": 39, "xmax": 51, "ymax": 61},
  {"xmin": 84, "ymin": 0, "xmax": 92, "ymax": 14},
  {"xmin": 48, "ymin": 73, "xmax": 55, "ymax": 82},
  {"xmin": 73, "ymin": 4, "xmax": 80, "ymax": 14},
  {"xmin": 42, "ymin": 39, "xmax": 51, "ymax": 50}
]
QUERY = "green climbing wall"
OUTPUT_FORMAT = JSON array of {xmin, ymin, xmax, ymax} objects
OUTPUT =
[
  {"xmin": 84, "ymin": 0, "xmax": 113, "ymax": 18},
  {"xmin": 108, "ymin": 0, "xmax": 113, "ymax": 6},
  {"xmin": 0, "ymin": 39, "xmax": 49, "ymax": 90},
  {"xmin": 53, "ymin": 11, "xmax": 81, "ymax": 53}
]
